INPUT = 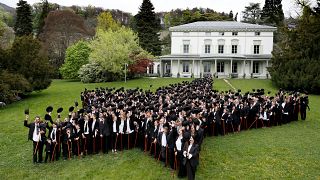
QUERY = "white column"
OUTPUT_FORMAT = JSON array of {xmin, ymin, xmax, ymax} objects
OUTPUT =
[
  {"xmin": 215, "ymin": 59, "xmax": 217, "ymax": 75},
  {"xmin": 178, "ymin": 59, "xmax": 180, "ymax": 75},
  {"xmin": 251, "ymin": 60, "xmax": 253, "ymax": 74},
  {"xmin": 200, "ymin": 60, "xmax": 203, "ymax": 78},
  {"xmin": 243, "ymin": 60, "xmax": 246, "ymax": 76},
  {"xmin": 192, "ymin": 59, "xmax": 195, "ymax": 77},
  {"xmin": 159, "ymin": 60, "xmax": 162, "ymax": 77},
  {"xmin": 170, "ymin": 59, "xmax": 173, "ymax": 77},
  {"xmin": 230, "ymin": 59, "xmax": 233, "ymax": 75}
]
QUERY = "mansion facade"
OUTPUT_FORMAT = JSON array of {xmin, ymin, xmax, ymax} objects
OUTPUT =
[{"xmin": 155, "ymin": 21, "xmax": 276, "ymax": 78}]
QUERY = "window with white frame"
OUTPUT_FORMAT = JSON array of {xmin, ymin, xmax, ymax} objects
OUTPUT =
[
  {"xmin": 232, "ymin": 45, "xmax": 238, "ymax": 54},
  {"xmin": 232, "ymin": 32, "xmax": 238, "ymax": 36},
  {"xmin": 182, "ymin": 62, "xmax": 189, "ymax": 73},
  {"xmin": 255, "ymin": 32, "xmax": 261, "ymax": 36},
  {"xmin": 183, "ymin": 40, "xmax": 190, "ymax": 54},
  {"xmin": 218, "ymin": 45, "xmax": 224, "ymax": 54},
  {"xmin": 219, "ymin": 32, "xmax": 224, "ymax": 36},
  {"xmin": 253, "ymin": 40, "xmax": 261, "ymax": 54},
  {"xmin": 205, "ymin": 45, "xmax": 211, "ymax": 54},
  {"xmin": 149, "ymin": 64, "xmax": 154, "ymax": 74},
  {"xmin": 217, "ymin": 62, "xmax": 224, "ymax": 73},
  {"xmin": 231, "ymin": 39, "xmax": 239, "ymax": 54},
  {"xmin": 253, "ymin": 61, "xmax": 259, "ymax": 73},
  {"xmin": 254, "ymin": 45, "xmax": 260, "ymax": 54}
]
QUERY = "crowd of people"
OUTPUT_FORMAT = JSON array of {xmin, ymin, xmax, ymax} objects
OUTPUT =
[{"xmin": 24, "ymin": 76, "xmax": 310, "ymax": 180}]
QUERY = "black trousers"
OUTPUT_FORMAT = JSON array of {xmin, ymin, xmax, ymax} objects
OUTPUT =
[
  {"xmin": 44, "ymin": 151, "xmax": 51, "ymax": 163},
  {"xmin": 101, "ymin": 135, "xmax": 109, "ymax": 153},
  {"xmin": 111, "ymin": 132, "xmax": 117, "ymax": 150},
  {"xmin": 301, "ymin": 108, "xmax": 307, "ymax": 120},
  {"xmin": 168, "ymin": 147, "xmax": 175, "ymax": 169},
  {"xmin": 33, "ymin": 141, "xmax": 44, "ymax": 163},
  {"xmin": 177, "ymin": 151, "xmax": 186, "ymax": 178},
  {"xmin": 186, "ymin": 160, "xmax": 196, "ymax": 180}
]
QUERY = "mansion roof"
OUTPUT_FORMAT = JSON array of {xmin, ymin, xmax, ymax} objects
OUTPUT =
[{"xmin": 169, "ymin": 21, "xmax": 277, "ymax": 32}]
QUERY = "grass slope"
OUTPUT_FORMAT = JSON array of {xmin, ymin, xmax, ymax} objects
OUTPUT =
[{"xmin": 0, "ymin": 78, "xmax": 319, "ymax": 179}]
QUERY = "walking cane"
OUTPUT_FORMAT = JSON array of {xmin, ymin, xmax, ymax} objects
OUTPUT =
[
  {"xmin": 93, "ymin": 137, "xmax": 96, "ymax": 153},
  {"xmin": 165, "ymin": 145, "xmax": 168, "ymax": 167},
  {"xmin": 128, "ymin": 134, "xmax": 130, "ymax": 150},
  {"xmin": 77, "ymin": 140, "xmax": 80, "ymax": 159},
  {"xmin": 120, "ymin": 133, "xmax": 123, "ymax": 151},
  {"xmin": 134, "ymin": 131, "xmax": 138, "ymax": 148},
  {"xmin": 100, "ymin": 136, "xmax": 103, "ymax": 153},
  {"xmin": 144, "ymin": 136, "xmax": 147, "ymax": 153},
  {"xmin": 149, "ymin": 142, "xmax": 153, "ymax": 153},
  {"xmin": 154, "ymin": 142, "xmax": 157, "ymax": 159},
  {"xmin": 84, "ymin": 138, "xmax": 87, "ymax": 155},
  {"xmin": 51, "ymin": 142, "xmax": 57, "ymax": 161},
  {"xmin": 115, "ymin": 134, "xmax": 118, "ymax": 151},
  {"xmin": 67, "ymin": 141, "xmax": 71, "ymax": 160}
]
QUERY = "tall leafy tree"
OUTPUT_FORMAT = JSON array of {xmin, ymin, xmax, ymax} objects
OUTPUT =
[
  {"xmin": 135, "ymin": 0, "xmax": 161, "ymax": 56},
  {"xmin": 60, "ymin": 40, "xmax": 91, "ymax": 79},
  {"xmin": 88, "ymin": 27, "xmax": 151, "ymax": 75},
  {"xmin": 241, "ymin": 3, "xmax": 262, "ymax": 24},
  {"xmin": 97, "ymin": 11, "xmax": 121, "ymax": 31},
  {"xmin": 261, "ymin": 0, "xmax": 284, "ymax": 26},
  {"xmin": 14, "ymin": 0, "xmax": 33, "ymax": 36},
  {"xmin": 39, "ymin": 10, "xmax": 93, "ymax": 76}
]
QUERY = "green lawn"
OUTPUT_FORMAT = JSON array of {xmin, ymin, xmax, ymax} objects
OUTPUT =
[{"xmin": 0, "ymin": 78, "xmax": 319, "ymax": 179}]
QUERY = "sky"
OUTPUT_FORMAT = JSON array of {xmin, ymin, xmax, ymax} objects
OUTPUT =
[{"xmin": 1, "ymin": 0, "xmax": 312, "ymax": 18}]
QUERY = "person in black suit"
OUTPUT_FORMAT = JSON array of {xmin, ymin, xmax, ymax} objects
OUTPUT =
[
  {"xmin": 175, "ymin": 128, "xmax": 186, "ymax": 178},
  {"xmin": 24, "ymin": 115, "xmax": 46, "ymax": 163},
  {"xmin": 183, "ymin": 136, "xmax": 199, "ymax": 180},
  {"xmin": 99, "ymin": 112, "xmax": 110, "ymax": 153}
]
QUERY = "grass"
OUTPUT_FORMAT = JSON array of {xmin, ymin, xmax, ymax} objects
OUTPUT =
[{"xmin": 0, "ymin": 77, "xmax": 319, "ymax": 179}]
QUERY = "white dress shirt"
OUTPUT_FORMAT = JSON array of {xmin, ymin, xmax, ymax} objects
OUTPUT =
[
  {"xmin": 32, "ymin": 123, "xmax": 40, "ymax": 142},
  {"xmin": 175, "ymin": 136, "xmax": 182, "ymax": 151},
  {"xmin": 161, "ymin": 133, "xmax": 167, "ymax": 147}
]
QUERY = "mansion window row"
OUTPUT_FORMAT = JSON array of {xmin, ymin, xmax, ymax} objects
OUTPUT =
[
  {"xmin": 179, "ymin": 61, "xmax": 260, "ymax": 74},
  {"xmin": 182, "ymin": 40, "xmax": 262, "ymax": 54}
]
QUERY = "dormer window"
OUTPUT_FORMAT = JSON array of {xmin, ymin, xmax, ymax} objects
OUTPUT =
[
  {"xmin": 219, "ymin": 32, "xmax": 224, "ymax": 36},
  {"xmin": 255, "ymin": 32, "xmax": 261, "ymax": 36},
  {"xmin": 232, "ymin": 32, "xmax": 238, "ymax": 36}
]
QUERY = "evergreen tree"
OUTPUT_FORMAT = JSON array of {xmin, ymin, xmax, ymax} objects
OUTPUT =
[
  {"xmin": 269, "ymin": 2, "xmax": 320, "ymax": 94},
  {"xmin": 261, "ymin": 0, "xmax": 284, "ymax": 26},
  {"xmin": 36, "ymin": 0, "xmax": 50, "ymax": 37},
  {"xmin": 14, "ymin": 0, "xmax": 33, "ymax": 36},
  {"xmin": 241, "ymin": 3, "xmax": 262, "ymax": 24},
  {"xmin": 135, "ymin": 0, "xmax": 161, "ymax": 56}
]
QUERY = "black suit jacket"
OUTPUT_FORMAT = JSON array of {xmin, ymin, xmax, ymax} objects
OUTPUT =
[
  {"xmin": 183, "ymin": 143, "xmax": 199, "ymax": 168},
  {"xmin": 24, "ymin": 120, "xmax": 46, "ymax": 141},
  {"xmin": 99, "ymin": 118, "xmax": 110, "ymax": 136}
]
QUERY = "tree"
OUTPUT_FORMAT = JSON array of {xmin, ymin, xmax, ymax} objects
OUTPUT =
[
  {"xmin": 89, "ymin": 27, "xmax": 150, "ymax": 76},
  {"xmin": 135, "ymin": 0, "xmax": 161, "ymax": 56},
  {"xmin": 7, "ymin": 36, "xmax": 52, "ymax": 91},
  {"xmin": 97, "ymin": 11, "xmax": 121, "ymax": 31},
  {"xmin": 269, "ymin": 2, "xmax": 320, "ymax": 94},
  {"xmin": 35, "ymin": 0, "xmax": 50, "ymax": 37},
  {"xmin": 39, "ymin": 10, "xmax": 94, "ymax": 77},
  {"xmin": 14, "ymin": 0, "xmax": 33, "ymax": 36},
  {"xmin": 261, "ymin": 0, "xmax": 284, "ymax": 26},
  {"xmin": 242, "ymin": 3, "xmax": 262, "ymax": 24},
  {"xmin": 60, "ymin": 40, "xmax": 91, "ymax": 79},
  {"xmin": 229, "ymin": 10, "xmax": 234, "ymax": 20}
]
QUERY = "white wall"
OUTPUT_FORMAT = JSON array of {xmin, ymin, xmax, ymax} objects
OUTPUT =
[{"xmin": 171, "ymin": 31, "xmax": 274, "ymax": 55}]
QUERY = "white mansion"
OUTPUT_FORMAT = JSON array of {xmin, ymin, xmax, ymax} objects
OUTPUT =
[{"xmin": 155, "ymin": 21, "xmax": 277, "ymax": 78}]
